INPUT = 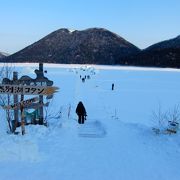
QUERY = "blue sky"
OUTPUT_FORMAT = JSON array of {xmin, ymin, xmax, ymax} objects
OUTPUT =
[{"xmin": 0, "ymin": 0, "xmax": 179, "ymax": 54}]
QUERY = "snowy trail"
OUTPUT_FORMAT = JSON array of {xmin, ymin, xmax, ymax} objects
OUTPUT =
[
  {"xmin": 78, "ymin": 121, "xmax": 106, "ymax": 138},
  {"xmin": 1, "ymin": 120, "xmax": 180, "ymax": 180},
  {"xmin": 74, "ymin": 74, "xmax": 84, "ymax": 105}
]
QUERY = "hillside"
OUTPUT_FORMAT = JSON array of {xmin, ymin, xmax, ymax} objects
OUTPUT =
[
  {"xmin": 0, "ymin": 51, "xmax": 9, "ymax": 59},
  {"xmin": 1, "ymin": 29, "xmax": 180, "ymax": 68},
  {"xmin": 121, "ymin": 35, "xmax": 180, "ymax": 68},
  {"xmin": 2, "ymin": 28, "xmax": 140, "ymax": 64}
]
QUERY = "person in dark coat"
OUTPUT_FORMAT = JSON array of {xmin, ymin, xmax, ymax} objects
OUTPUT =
[
  {"xmin": 112, "ymin": 83, "xmax": 114, "ymax": 90},
  {"xmin": 76, "ymin": 101, "xmax": 87, "ymax": 124}
]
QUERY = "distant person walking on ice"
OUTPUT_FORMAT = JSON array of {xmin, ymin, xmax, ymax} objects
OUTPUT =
[
  {"xmin": 76, "ymin": 101, "xmax": 87, "ymax": 124},
  {"xmin": 112, "ymin": 83, "xmax": 114, "ymax": 90}
]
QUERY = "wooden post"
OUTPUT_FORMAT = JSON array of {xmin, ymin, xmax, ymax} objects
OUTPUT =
[
  {"xmin": 6, "ymin": 94, "xmax": 11, "ymax": 132},
  {"xmin": 39, "ymin": 63, "xmax": 44, "ymax": 125},
  {"xmin": 6, "ymin": 70, "xmax": 12, "ymax": 133},
  {"xmin": 20, "ymin": 94, "xmax": 25, "ymax": 135},
  {"xmin": 39, "ymin": 95, "xmax": 44, "ymax": 125},
  {"xmin": 13, "ymin": 72, "xmax": 19, "ymax": 132}
]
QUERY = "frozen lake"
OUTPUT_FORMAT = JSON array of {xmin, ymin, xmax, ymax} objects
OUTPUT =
[{"xmin": 0, "ymin": 63, "xmax": 180, "ymax": 180}]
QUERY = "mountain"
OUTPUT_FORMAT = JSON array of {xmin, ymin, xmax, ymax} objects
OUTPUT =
[
  {"xmin": 0, "ymin": 52, "xmax": 9, "ymax": 59},
  {"xmin": 2, "ymin": 28, "xmax": 140, "ymax": 64},
  {"xmin": 2, "ymin": 28, "xmax": 180, "ymax": 68},
  {"xmin": 121, "ymin": 35, "xmax": 180, "ymax": 68}
]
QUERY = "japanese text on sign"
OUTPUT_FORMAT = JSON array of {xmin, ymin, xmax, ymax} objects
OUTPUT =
[
  {"xmin": 2, "ymin": 97, "xmax": 39, "ymax": 110},
  {"xmin": 0, "ymin": 84, "xmax": 58, "ymax": 95}
]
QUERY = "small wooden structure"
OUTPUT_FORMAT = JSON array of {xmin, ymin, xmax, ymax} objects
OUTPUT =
[{"xmin": 0, "ymin": 63, "xmax": 57, "ymax": 135}]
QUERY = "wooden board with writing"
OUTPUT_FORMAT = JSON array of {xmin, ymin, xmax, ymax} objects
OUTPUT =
[
  {"xmin": 0, "ymin": 84, "xmax": 59, "ymax": 95},
  {"xmin": 2, "ymin": 96, "xmax": 39, "ymax": 110}
]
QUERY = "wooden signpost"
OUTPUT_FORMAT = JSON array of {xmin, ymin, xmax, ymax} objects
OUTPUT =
[
  {"xmin": 24, "ymin": 102, "xmax": 49, "ymax": 109},
  {"xmin": 0, "ymin": 84, "xmax": 59, "ymax": 95},
  {"xmin": 2, "ymin": 99, "xmax": 50, "ymax": 110},
  {"xmin": 0, "ymin": 63, "xmax": 58, "ymax": 135},
  {"xmin": 2, "ymin": 96, "xmax": 39, "ymax": 110}
]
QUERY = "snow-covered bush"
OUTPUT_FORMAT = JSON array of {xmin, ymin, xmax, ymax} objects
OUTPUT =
[
  {"xmin": 151, "ymin": 104, "xmax": 180, "ymax": 134},
  {"xmin": 151, "ymin": 104, "xmax": 168, "ymax": 133},
  {"xmin": 0, "ymin": 64, "xmax": 14, "ymax": 133},
  {"xmin": 166, "ymin": 104, "xmax": 180, "ymax": 123}
]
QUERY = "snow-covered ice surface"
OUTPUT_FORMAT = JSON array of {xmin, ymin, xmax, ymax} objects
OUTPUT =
[{"xmin": 0, "ymin": 64, "xmax": 180, "ymax": 180}]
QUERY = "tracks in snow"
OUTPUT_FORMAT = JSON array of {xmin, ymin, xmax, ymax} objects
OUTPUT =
[{"xmin": 78, "ymin": 121, "xmax": 106, "ymax": 138}]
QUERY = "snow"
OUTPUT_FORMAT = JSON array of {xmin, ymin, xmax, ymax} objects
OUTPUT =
[
  {"xmin": 0, "ymin": 63, "xmax": 180, "ymax": 180},
  {"xmin": 68, "ymin": 29, "xmax": 76, "ymax": 33},
  {"xmin": 0, "ymin": 52, "xmax": 9, "ymax": 56}
]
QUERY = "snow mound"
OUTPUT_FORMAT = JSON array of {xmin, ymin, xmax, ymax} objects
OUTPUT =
[
  {"xmin": 0, "ymin": 125, "xmax": 49, "ymax": 162},
  {"xmin": 0, "ymin": 137, "xmax": 40, "ymax": 162}
]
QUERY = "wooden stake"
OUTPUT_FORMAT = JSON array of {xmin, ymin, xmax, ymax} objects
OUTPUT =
[
  {"xmin": 20, "ymin": 94, "xmax": 25, "ymax": 135},
  {"xmin": 39, "ymin": 63, "xmax": 44, "ymax": 125},
  {"xmin": 13, "ymin": 71, "xmax": 18, "ymax": 132}
]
